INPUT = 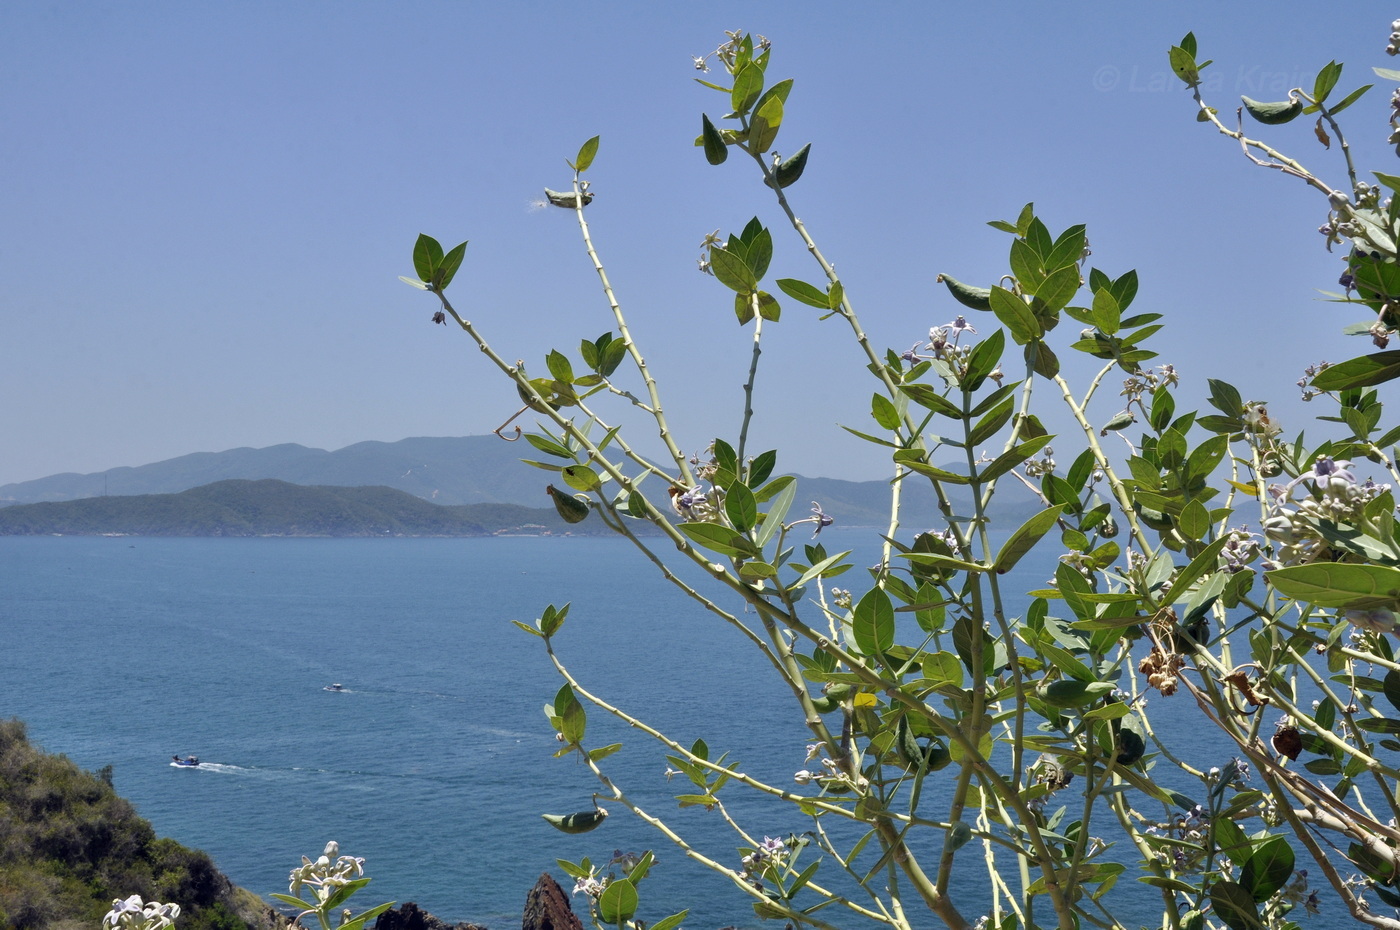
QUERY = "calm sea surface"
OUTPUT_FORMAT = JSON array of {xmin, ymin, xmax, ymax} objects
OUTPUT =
[{"xmin": 0, "ymin": 532, "xmax": 1264, "ymax": 928}]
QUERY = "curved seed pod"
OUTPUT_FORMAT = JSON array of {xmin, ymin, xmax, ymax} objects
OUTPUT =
[
  {"xmin": 542, "ymin": 806, "xmax": 608, "ymax": 834},
  {"xmin": 1114, "ymin": 715, "xmax": 1147, "ymax": 765},
  {"xmin": 824, "ymin": 682, "xmax": 854, "ymax": 703},
  {"xmin": 701, "ymin": 114, "xmax": 728, "ymax": 166},
  {"xmin": 544, "ymin": 188, "xmax": 595, "ymax": 208},
  {"xmin": 548, "ymin": 485, "xmax": 591, "ymax": 524},
  {"xmin": 1037, "ymin": 679, "xmax": 1115, "ymax": 708},
  {"xmin": 1241, "ymin": 95, "xmax": 1303, "ymax": 125},
  {"xmin": 936, "ymin": 274, "xmax": 993, "ymax": 311},
  {"xmin": 765, "ymin": 143, "xmax": 810, "ymax": 189},
  {"xmin": 895, "ymin": 715, "xmax": 922, "ymax": 768},
  {"xmin": 1099, "ymin": 411, "xmax": 1136, "ymax": 434},
  {"xmin": 518, "ymin": 381, "xmax": 560, "ymax": 413}
]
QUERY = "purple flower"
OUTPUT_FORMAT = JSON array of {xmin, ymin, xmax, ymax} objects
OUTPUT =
[{"xmin": 810, "ymin": 502, "xmax": 834, "ymax": 537}]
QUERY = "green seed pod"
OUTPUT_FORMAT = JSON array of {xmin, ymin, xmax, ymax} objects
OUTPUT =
[
  {"xmin": 824, "ymin": 682, "xmax": 854, "ymax": 703},
  {"xmin": 518, "ymin": 380, "xmax": 561, "ymax": 413},
  {"xmin": 1037, "ymin": 679, "xmax": 1115, "ymax": 708},
  {"xmin": 544, "ymin": 188, "xmax": 594, "ymax": 209},
  {"xmin": 765, "ymin": 143, "xmax": 810, "ymax": 189},
  {"xmin": 548, "ymin": 485, "xmax": 591, "ymax": 524},
  {"xmin": 935, "ymin": 274, "xmax": 993, "ymax": 311},
  {"xmin": 1099, "ymin": 411, "xmax": 1136, "ymax": 435},
  {"xmin": 542, "ymin": 806, "xmax": 608, "ymax": 834},
  {"xmin": 1241, "ymin": 95, "xmax": 1303, "ymax": 125},
  {"xmin": 1114, "ymin": 716, "xmax": 1147, "ymax": 765},
  {"xmin": 701, "ymin": 114, "xmax": 728, "ymax": 166}
]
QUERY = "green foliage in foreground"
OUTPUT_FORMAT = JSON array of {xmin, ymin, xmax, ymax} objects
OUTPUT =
[
  {"xmin": 407, "ymin": 23, "xmax": 1400, "ymax": 930},
  {"xmin": 0, "ymin": 719, "xmax": 266, "ymax": 930}
]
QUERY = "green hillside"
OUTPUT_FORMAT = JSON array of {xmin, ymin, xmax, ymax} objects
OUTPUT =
[
  {"xmin": 0, "ymin": 720, "xmax": 269, "ymax": 930},
  {"xmin": 0, "ymin": 479, "xmax": 631, "ymax": 537}
]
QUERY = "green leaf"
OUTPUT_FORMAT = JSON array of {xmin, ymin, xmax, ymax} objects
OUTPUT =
[
  {"xmin": 1163, "ymin": 536, "xmax": 1230, "ymax": 605},
  {"xmin": 749, "ymin": 93, "xmax": 783, "ymax": 152},
  {"xmin": 725, "ymin": 481, "xmax": 758, "ymax": 533},
  {"xmin": 981, "ymin": 434, "xmax": 1054, "ymax": 482},
  {"xmin": 649, "ymin": 911, "xmax": 690, "ymax": 930},
  {"xmin": 1207, "ymin": 379, "xmax": 1243, "ymax": 417},
  {"xmin": 1268, "ymin": 562, "xmax": 1400, "ymax": 609},
  {"xmin": 1209, "ymin": 881, "xmax": 1263, "ymax": 930},
  {"xmin": 1375, "ymin": 66, "xmax": 1400, "ymax": 82},
  {"xmin": 755, "ymin": 290, "xmax": 780, "ymax": 322},
  {"xmin": 754, "ymin": 478, "xmax": 796, "ymax": 549},
  {"xmin": 994, "ymin": 505, "xmax": 1065, "ymax": 574},
  {"xmin": 678, "ymin": 522, "xmax": 760, "ymax": 558},
  {"xmin": 1177, "ymin": 499, "xmax": 1211, "ymax": 541},
  {"xmin": 1169, "ymin": 44, "xmax": 1202, "ymax": 87},
  {"xmin": 546, "ymin": 349, "xmax": 575, "ymax": 384},
  {"xmin": 989, "ymin": 287, "xmax": 1039, "ymax": 345},
  {"xmin": 871, "ymin": 393, "xmax": 901, "ymax": 430},
  {"xmin": 731, "ymin": 62, "xmax": 763, "ymax": 114},
  {"xmin": 1384, "ymin": 669, "xmax": 1400, "ymax": 713},
  {"xmin": 1314, "ymin": 61, "xmax": 1342, "ymax": 103},
  {"xmin": 1331, "ymin": 84, "xmax": 1373, "ymax": 115},
  {"xmin": 852, "ymin": 587, "xmax": 895, "ymax": 655},
  {"xmin": 709, "ymin": 247, "xmax": 758, "ymax": 293},
  {"xmin": 1240, "ymin": 836, "xmax": 1294, "ymax": 903},
  {"xmin": 525, "ymin": 433, "xmax": 574, "ymax": 459},
  {"xmin": 413, "ymin": 233, "xmax": 443, "ymax": 283},
  {"xmin": 555, "ymin": 683, "xmax": 586, "ymax": 744},
  {"xmin": 900, "ymin": 383, "xmax": 963, "ymax": 417},
  {"xmin": 561, "ymin": 465, "xmax": 602, "ymax": 493},
  {"xmin": 1091, "ymin": 287, "xmax": 1121, "ymax": 335},
  {"xmin": 435, "ymin": 240, "xmax": 468, "ymax": 290},
  {"xmin": 1310, "ymin": 351, "xmax": 1400, "ymax": 391},
  {"xmin": 963, "ymin": 328, "xmax": 1006, "ymax": 392},
  {"xmin": 574, "ymin": 135, "xmax": 600, "ymax": 173},
  {"xmin": 598, "ymin": 878, "xmax": 638, "ymax": 924},
  {"xmin": 776, "ymin": 278, "xmax": 830, "ymax": 309}
]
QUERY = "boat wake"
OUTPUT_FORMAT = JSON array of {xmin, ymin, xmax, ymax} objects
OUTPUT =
[{"xmin": 168, "ymin": 762, "xmax": 241, "ymax": 773}]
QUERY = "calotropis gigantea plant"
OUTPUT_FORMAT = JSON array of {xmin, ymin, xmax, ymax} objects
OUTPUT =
[{"xmin": 405, "ymin": 27, "xmax": 1400, "ymax": 930}]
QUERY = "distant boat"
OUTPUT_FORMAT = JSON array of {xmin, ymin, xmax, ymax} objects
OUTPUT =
[
  {"xmin": 324, "ymin": 683, "xmax": 345, "ymax": 692},
  {"xmin": 171, "ymin": 755, "xmax": 200, "ymax": 767}
]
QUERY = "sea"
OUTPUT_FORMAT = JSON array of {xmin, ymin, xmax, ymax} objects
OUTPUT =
[{"xmin": 0, "ymin": 531, "xmax": 1306, "ymax": 929}]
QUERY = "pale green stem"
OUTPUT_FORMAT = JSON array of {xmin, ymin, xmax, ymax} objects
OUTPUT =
[
  {"xmin": 568, "ymin": 177, "xmax": 694, "ymax": 484},
  {"xmin": 547, "ymin": 646, "xmax": 892, "ymax": 929},
  {"xmin": 737, "ymin": 301, "xmax": 763, "ymax": 467}
]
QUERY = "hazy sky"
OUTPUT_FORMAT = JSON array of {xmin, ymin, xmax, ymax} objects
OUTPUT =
[{"xmin": 1, "ymin": 3, "xmax": 1393, "ymax": 487}]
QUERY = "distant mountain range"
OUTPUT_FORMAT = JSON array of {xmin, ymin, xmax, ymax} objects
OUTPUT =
[
  {"xmin": 0, "ymin": 436, "xmax": 1044, "ymax": 531},
  {"xmin": 0, "ymin": 479, "xmax": 630, "ymax": 537}
]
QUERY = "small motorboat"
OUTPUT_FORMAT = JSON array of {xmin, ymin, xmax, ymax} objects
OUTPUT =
[
  {"xmin": 171, "ymin": 755, "xmax": 200, "ymax": 767},
  {"xmin": 324, "ymin": 683, "xmax": 345, "ymax": 692}
]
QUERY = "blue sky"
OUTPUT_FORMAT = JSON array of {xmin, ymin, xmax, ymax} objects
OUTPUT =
[{"xmin": 1, "ymin": 3, "xmax": 1393, "ymax": 487}]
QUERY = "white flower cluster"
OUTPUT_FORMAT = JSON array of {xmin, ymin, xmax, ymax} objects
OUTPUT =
[
  {"xmin": 103, "ymin": 895, "xmax": 180, "ymax": 930},
  {"xmin": 288, "ymin": 840, "xmax": 366, "ymax": 904},
  {"xmin": 1263, "ymin": 457, "xmax": 1390, "ymax": 566}
]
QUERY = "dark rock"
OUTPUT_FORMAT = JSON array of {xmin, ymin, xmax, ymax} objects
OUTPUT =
[
  {"xmin": 374, "ymin": 901, "xmax": 489, "ymax": 930},
  {"xmin": 521, "ymin": 873, "xmax": 583, "ymax": 930}
]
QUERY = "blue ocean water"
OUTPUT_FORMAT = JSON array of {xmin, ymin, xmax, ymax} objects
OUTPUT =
[{"xmin": 0, "ymin": 531, "xmax": 1254, "ymax": 928}]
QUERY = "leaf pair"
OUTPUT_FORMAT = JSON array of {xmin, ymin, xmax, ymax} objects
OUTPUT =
[{"xmin": 411, "ymin": 234, "xmax": 467, "ymax": 291}]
